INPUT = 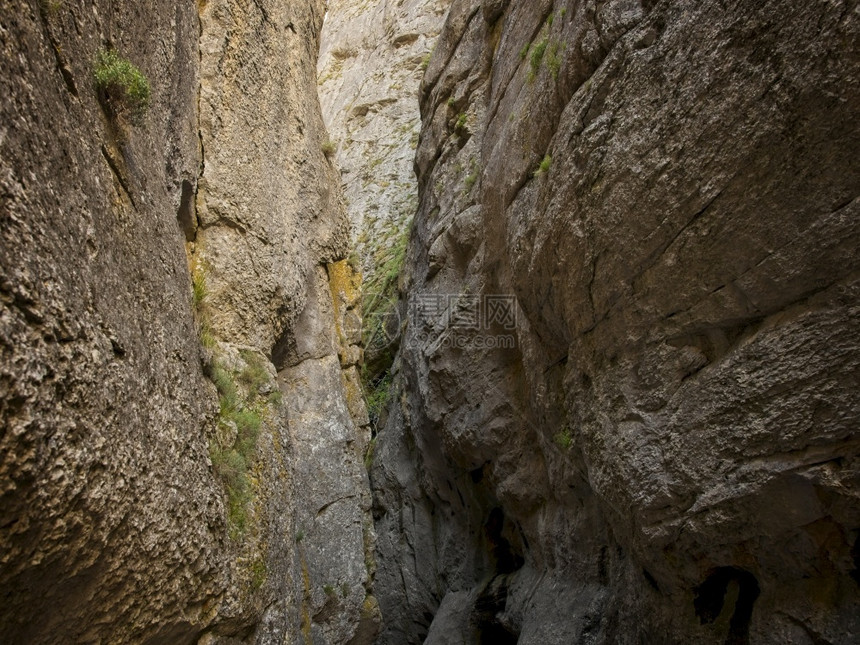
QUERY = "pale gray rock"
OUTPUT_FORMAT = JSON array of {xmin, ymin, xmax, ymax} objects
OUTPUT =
[
  {"xmin": 318, "ymin": 0, "xmax": 452, "ymax": 352},
  {"xmin": 281, "ymin": 353, "xmax": 377, "ymax": 645}
]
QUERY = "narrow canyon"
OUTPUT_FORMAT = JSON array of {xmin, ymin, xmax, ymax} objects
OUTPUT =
[{"xmin": 1, "ymin": 0, "xmax": 858, "ymax": 644}]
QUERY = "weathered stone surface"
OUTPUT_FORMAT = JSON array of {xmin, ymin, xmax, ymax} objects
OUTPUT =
[
  {"xmin": 0, "ymin": 1, "xmax": 225, "ymax": 641},
  {"xmin": 1, "ymin": 0, "xmax": 374, "ymax": 642},
  {"xmin": 318, "ymin": 0, "xmax": 453, "ymax": 379},
  {"xmin": 319, "ymin": 0, "xmax": 451, "ymax": 269},
  {"xmin": 194, "ymin": 0, "xmax": 377, "ymax": 641},
  {"xmin": 282, "ymin": 353, "xmax": 378, "ymax": 644},
  {"xmin": 197, "ymin": 0, "xmax": 348, "ymax": 353},
  {"xmin": 374, "ymin": 0, "xmax": 860, "ymax": 643}
]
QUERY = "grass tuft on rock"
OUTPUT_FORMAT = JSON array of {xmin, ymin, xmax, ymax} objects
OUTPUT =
[
  {"xmin": 192, "ymin": 271, "xmax": 207, "ymax": 309},
  {"xmin": 534, "ymin": 154, "xmax": 552, "ymax": 178},
  {"xmin": 547, "ymin": 42, "xmax": 563, "ymax": 80},
  {"xmin": 529, "ymin": 38, "xmax": 548, "ymax": 82},
  {"xmin": 206, "ymin": 350, "xmax": 279, "ymax": 539},
  {"xmin": 238, "ymin": 350, "xmax": 271, "ymax": 393},
  {"xmin": 554, "ymin": 427, "xmax": 573, "ymax": 450},
  {"xmin": 364, "ymin": 372, "xmax": 391, "ymax": 427},
  {"xmin": 360, "ymin": 224, "xmax": 410, "ymax": 434},
  {"xmin": 93, "ymin": 48, "xmax": 150, "ymax": 121}
]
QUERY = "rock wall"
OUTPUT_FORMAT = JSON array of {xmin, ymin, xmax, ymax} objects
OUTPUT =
[
  {"xmin": 318, "ymin": 0, "xmax": 451, "ymax": 272},
  {"xmin": 1, "ymin": 0, "xmax": 374, "ymax": 642},
  {"xmin": 318, "ymin": 0, "xmax": 452, "ymax": 384},
  {"xmin": 373, "ymin": 0, "xmax": 860, "ymax": 643}
]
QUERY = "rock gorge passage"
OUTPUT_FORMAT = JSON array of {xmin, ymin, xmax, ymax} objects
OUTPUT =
[{"xmin": 0, "ymin": 0, "xmax": 857, "ymax": 644}]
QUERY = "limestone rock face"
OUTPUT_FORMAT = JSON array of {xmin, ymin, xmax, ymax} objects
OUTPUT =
[
  {"xmin": 318, "ymin": 0, "xmax": 452, "ymax": 375},
  {"xmin": 318, "ymin": 0, "xmax": 451, "ymax": 258},
  {"xmin": 1, "ymin": 0, "xmax": 374, "ymax": 643},
  {"xmin": 0, "ymin": 2, "xmax": 222, "ymax": 642},
  {"xmin": 373, "ymin": 0, "xmax": 860, "ymax": 643},
  {"xmin": 195, "ymin": 1, "xmax": 376, "ymax": 642},
  {"xmin": 197, "ymin": 0, "xmax": 348, "ymax": 353}
]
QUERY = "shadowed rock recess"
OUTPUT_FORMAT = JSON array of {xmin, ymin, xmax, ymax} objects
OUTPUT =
[{"xmin": 0, "ymin": 0, "xmax": 858, "ymax": 645}]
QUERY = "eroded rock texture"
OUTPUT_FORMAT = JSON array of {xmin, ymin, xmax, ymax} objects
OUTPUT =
[
  {"xmin": 373, "ymin": 0, "xmax": 860, "ymax": 643},
  {"xmin": 318, "ymin": 0, "xmax": 453, "ymax": 388},
  {"xmin": 0, "ymin": 2, "xmax": 223, "ymax": 641},
  {"xmin": 318, "ymin": 0, "xmax": 451, "ymax": 277},
  {"xmin": 1, "ymin": 0, "xmax": 374, "ymax": 642}
]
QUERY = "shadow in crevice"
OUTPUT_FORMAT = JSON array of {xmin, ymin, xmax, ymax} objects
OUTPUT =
[
  {"xmin": 694, "ymin": 567, "xmax": 760, "ymax": 645},
  {"xmin": 176, "ymin": 179, "xmax": 197, "ymax": 241},
  {"xmin": 473, "ymin": 576, "xmax": 518, "ymax": 645},
  {"xmin": 485, "ymin": 507, "xmax": 524, "ymax": 575},
  {"xmin": 851, "ymin": 532, "xmax": 860, "ymax": 586},
  {"xmin": 471, "ymin": 507, "xmax": 523, "ymax": 644}
]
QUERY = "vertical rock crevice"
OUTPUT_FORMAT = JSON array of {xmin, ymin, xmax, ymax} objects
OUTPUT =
[{"xmin": 192, "ymin": 0, "xmax": 379, "ymax": 641}]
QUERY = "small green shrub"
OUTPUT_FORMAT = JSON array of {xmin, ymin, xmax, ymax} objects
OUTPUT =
[
  {"xmin": 464, "ymin": 170, "xmax": 479, "ymax": 191},
  {"xmin": 40, "ymin": 0, "xmax": 63, "ymax": 14},
  {"xmin": 455, "ymin": 112, "xmax": 468, "ymax": 131},
  {"xmin": 199, "ymin": 322, "xmax": 217, "ymax": 350},
  {"xmin": 364, "ymin": 437, "xmax": 376, "ymax": 470},
  {"xmin": 230, "ymin": 408, "xmax": 262, "ymax": 444},
  {"xmin": 191, "ymin": 265, "xmax": 215, "ymax": 349},
  {"xmin": 210, "ymin": 444, "xmax": 253, "ymax": 535},
  {"xmin": 321, "ymin": 139, "xmax": 336, "ymax": 157},
  {"xmin": 519, "ymin": 42, "xmax": 530, "ymax": 60},
  {"xmin": 323, "ymin": 584, "xmax": 336, "ymax": 596},
  {"xmin": 447, "ymin": 96, "xmax": 456, "ymax": 108},
  {"xmin": 364, "ymin": 373, "xmax": 392, "ymax": 426},
  {"xmin": 421, "ymin": 53, "xmax": 431, "ymax": 70},
  {"xmin": 207, "ymin": 358, "xmax": 273, "ymax": 538},
  {"xmin": 295, "ymin": 529, "xmax": 305, "ymax": 543},
  {"xmin": 93, "ymin": 49, "xmax": 150, "ymax": 121},
  {"xmin": 361, "ymin": 222, "xmax": 411, "ymax": 432},
  {"xmin": 362, "ymin": 227, "xmax": 408, "ymax": 354},
  {"xmin": 534, "ymin": 154, "xmax": 552, "ymax": 178},
  {"xmin": 212, "ymin": 364, "xmax": 239, "ymax": 411},
  {"xmin": 554, "ymin": 427, "xmax": 573, "ymax": 450},
  {"xmin": 250, "ymin": 558, "xmax": 267, "ymax": 590},
  {"xmin": 547, "ymin": 42, "xmax": 563, "ymax": 80},
  {"xmin": 546, "ymin": 13, "xmax": 554, "ymax": 27},
  {"xmin": 529, "ymin": 38, "xmax": 548, "ymax": 81},
  {"xmin": 238, "ymin": 350, "xmax": 271, "ymax": 393},
  {"xmin": 192, "ymin": 272, "xmax": 207, "ymax": 309}
]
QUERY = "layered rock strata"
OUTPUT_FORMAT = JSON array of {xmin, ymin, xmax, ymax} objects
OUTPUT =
[{"xmin": 372, "ymin": 0, "xmax": 860, "ymax": 643}]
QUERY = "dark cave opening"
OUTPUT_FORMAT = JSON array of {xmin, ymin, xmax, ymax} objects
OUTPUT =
[
  {"xmin": 473, "ymin": 576, "xmax": 519, "ymax": 645},
  {"xmin": 484, "ymin": 507, "xmax": 524, "ymax": 575},
  {"xmin": 694, "ymin": 567, "xmax": 760, "ymax": 645},
  {"xmin": 470, "ymin": 508, "xmax": 524, "ymax": 643}
]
